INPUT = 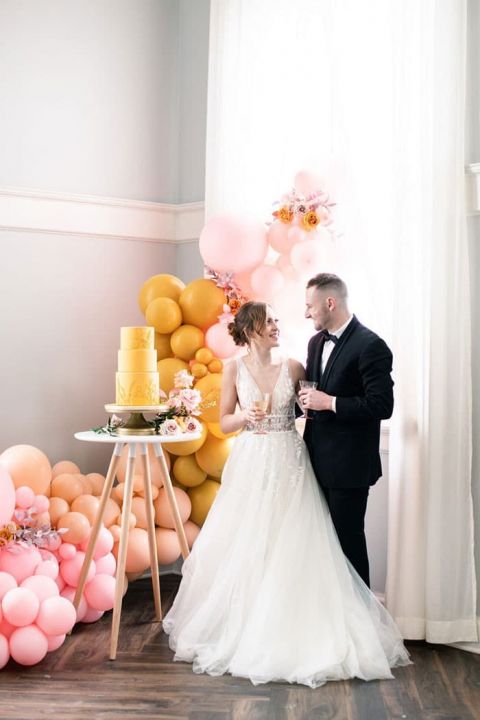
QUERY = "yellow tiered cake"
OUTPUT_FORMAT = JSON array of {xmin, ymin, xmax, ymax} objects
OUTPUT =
[{"xmin": 115, "ymin": 327, "xmax": 160, "ymax": 405}]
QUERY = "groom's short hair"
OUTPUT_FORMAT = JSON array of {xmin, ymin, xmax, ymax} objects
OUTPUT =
[{"xmin": 307, "ymin": 273, "xmax": 348, "ymax": 301}]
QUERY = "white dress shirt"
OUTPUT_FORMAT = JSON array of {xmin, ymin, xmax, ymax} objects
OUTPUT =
[{"xmin": 321, "ymin": 315, "xmax": 353, "ymax": 412}]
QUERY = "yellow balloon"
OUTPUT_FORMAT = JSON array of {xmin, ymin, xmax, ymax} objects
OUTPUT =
[
  {"xmin": 207, "ymin": 422, "xmax": 239, "ymax": 440},
  {"xmin": 170, "ymin": 325, "xmax": 205, "ymax": 361},
  {"xmin": 195, "ymin": 347, "xmax": 214, "ymax": 364},
  {"xmin": 179, "ymin": 279, "xmax": 226, "ymax": 331},
  {"xmin": 195, "ymin": 433, "xmax": 233, "ymax": 478},
  {"xmin": 162, "ymin": 420, "xmax": 208, "ymax": 456},
  {"xmin": 146, "ymin": 297, "xmax": 182, "ymax": 334},
  {"xmin": 195, "ymin": 373, "xmax": 223, "ymax": 423},
  {"xmin": 188, "ymin": 479, "xmax": 221, "ymax": 526},
  {"xmin": 138, "ymin": 274, "xmax": 185, "ymax": 314},
  {"xmin": 157, "ymin": 357, "xmax": 189, "ymax": 395},
  {"xmin": 155, "ymin": 332, "xmax": 173, "ymax": 360},
  {"xmin": 173, "ymin": 454, "xmax": 207, "ymax": 488}
]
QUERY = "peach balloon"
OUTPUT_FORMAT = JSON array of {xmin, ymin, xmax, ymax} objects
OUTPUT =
[
  {"xmin": 114, "ymin": 483, "xmax": 126, "ymax": 502},
  {"xmin": 115, "ymin": 441, "xmax": 166, "ymax": 488},
  {"xmin": 162, "ymin": 420, "xmax": 208, "ymax": 457},
  {"xmin": 183, "ymin": 520, "xmax": 201, "ymax": 548},
  {"xmin": 188, "ymin": 479, "xmax": 221, "ymax": 526},
  {"xmin": 154, "ymin": 487, "xmax": 191, "ymax": 529},
  {"xmin": 136, "ymin": 484, "xmax": 160, "ymax": 501},
  {"xmin": 109, "ymin": 524, "xmax": 121, "ymax": 542},
  {"xmin": 71, "ymin": 494, "xmax": 100, "ymax": 525},
  {"xmin": 0, "ymin": 445, "xmax": 51, "ymax": 495},
  {"xmin": 101, "ymin": 498, "xmax": 121, "ymax": 527},
  {"xmin": 78, "ymin": 475, "xmax": 94, "ymax": 495},
  {"xmin": 52, "ymin": 460, "xmax": 80, "ymax": 478},
  {"xmin": 195, "ymin": 434, "xmax": 233, "ymax": 478},
  {"xmin": 138, "ymin": 273, "xmax": 185, "ymax": 314},
  {"xmin": 199, "ymin": 215, "xmax": 268, "ymax": 274},
  {"xmin": 48, "ymin": 496, "xmax": 70, "ymax": 526},
  {"xmin": 154, "ymin": 528, "xmax": 181, "ymax": 565},
  {"xmin": 57, "ymin": 512, "xmax": 90, "ymax": 544},
  {"xmin": 85, "ymin": 472, "xmax": 106, "ymax": 496},
  {"xmin": 50, "ymin": 473, "xmax": 84, "ymax": 504},
  {"xmin": 130, "ymin": 496, "xmax": 149, "ymax": 529},
  {"xmin": 205, "ymin": 322, "xmax": 238, "ymax": 359},
  {"xmin": 250, "ymin": 264, "xmax": 285, "ymax": 300},
  {"xmin": 113, "ymin": 528, "xmax": 150, "ymax": 574},
  {"xmin": 173, "ymin": 454, "xmax": 207, "ymax": 488}
]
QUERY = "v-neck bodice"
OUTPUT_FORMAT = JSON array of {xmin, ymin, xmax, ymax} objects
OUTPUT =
[{"xmin": 236, "ymin": 357, "xmax": 296, "ymax": 419}]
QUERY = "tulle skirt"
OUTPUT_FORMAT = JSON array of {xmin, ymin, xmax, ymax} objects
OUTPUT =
[{"xmin": 163, "ymin": 429, "xmax": 411, "ymax": 688}]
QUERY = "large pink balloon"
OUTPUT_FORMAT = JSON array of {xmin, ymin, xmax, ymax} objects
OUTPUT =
[
  {"xmin": 0, "ymin": 633, "xmax": 9, "ymax": 669},
  {"xmin": 0, "ymin": 445, "xmax": 52, "ymax": 495},
  {"xmin": 0, "ymin": 572, "xmax": 17, "ymax": 602},
  {"xmin": 61, "ymin": 586, "xmax": 88, "ymax": 622},
  {"xmin": 9, "ymin": 625, "xmax": 48, "ymax": 665},
  {"xmin": 46, "ymin": 633, "xmax": 66, "ymax": 652},
  {"xmin": 84, "ymin": 574, "xmax": 115, "ymax": 612},
  {"xmin": 250, "ymin": 265, "xmax": 285, "ymax": 300},
  {"xmin": 60, "ymin": 552, "xmax": 96, "ymax": 588},
  {"xmin": 294, "ymin": 170, "xmax": 323, "ymax": 196},
  {"xmin": 36, "ymin": 596, "xmax": 77, "ymax": 636},
  {"xmin": 267, "ymin": 221, "xmax": 295, "ymax": 254},
  {"xmin": 21, "ymin": 575, "xmax": 59, "ymax": 603},
  {"xmin": 205, "ymin": 322, "xmax": 238, "ymax": 359},
  {"xmin": 199, "ymin": 215, "xmax": 268, "ymax": 273},
  {"xmin": 0, "ymin": 465, "xmax": 15, "ymax": 526},
  {"xmin": 0, "ymin": 546, "xmax": 42, "ymax": 583},
  {"xmin": 2, "ymin": 587, "xmax": 40, "ymax": 627},
  {"xmin": 290, "ymin": 239, "xmax": 324, "ymax": 275}
]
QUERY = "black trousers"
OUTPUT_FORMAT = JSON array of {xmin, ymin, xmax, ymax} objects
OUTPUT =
[{"xmin": 321, "ymin": 486, "xmax": 371, "ymax": 587}]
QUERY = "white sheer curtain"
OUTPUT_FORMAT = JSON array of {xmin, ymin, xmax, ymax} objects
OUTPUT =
[{"xmin": 206, "ymin": 0, "xmax": 477, "ymax": 642}]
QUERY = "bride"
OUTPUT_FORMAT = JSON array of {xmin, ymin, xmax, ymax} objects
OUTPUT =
[{"xmin": 163, "ymin": 301, "xmax": 410, "ymax": 688}]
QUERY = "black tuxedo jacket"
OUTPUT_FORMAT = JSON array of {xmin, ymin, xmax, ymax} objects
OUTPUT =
[{"xmin": 303, "ymin": 316, "xmax": 393, "ymax": 489}]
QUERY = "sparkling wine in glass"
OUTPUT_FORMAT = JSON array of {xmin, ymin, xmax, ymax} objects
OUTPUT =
[
  {"xmin": 252, "ymin": 393, "xmax": 270, "ymax": 434},
  {"xmin": 298, "ymin": 380, "xmax": 318, "ymax": 419}
]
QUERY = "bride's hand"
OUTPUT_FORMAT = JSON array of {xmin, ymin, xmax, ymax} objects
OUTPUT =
[{"xmin": 243, "ymin": 407, "xmax": 267, "ymax": 425}]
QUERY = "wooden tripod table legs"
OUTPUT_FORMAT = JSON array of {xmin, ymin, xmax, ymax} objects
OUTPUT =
[{"xmin": 153, "ymin": 443, "xmax": 190, "ymax": 560}]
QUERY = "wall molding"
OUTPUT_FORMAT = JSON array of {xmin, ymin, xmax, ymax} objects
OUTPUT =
[
  {"xmin": 466, "ymin": 163, "xmax": 480, "ymax": 215},
  {"xmin": 0, "ymin": 186, "xmax": 205, "ymax": 244}
]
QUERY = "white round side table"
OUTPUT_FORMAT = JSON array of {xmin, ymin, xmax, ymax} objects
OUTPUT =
[{"xmin": 73, "ymin": 430, "xmax": 200, "ymax": 660}]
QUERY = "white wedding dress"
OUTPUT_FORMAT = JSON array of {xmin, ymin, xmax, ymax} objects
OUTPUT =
[{"xmin": 163, "ymin": 358, "xmax": 411, "ymax": 688}]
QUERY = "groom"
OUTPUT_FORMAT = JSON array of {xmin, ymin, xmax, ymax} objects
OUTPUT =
[{"xmin": 299, "ymin": 273, "xmax": 393, "ymax": 587}]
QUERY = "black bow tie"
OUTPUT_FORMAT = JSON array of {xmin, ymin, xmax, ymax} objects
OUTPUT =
[{"xmin": 320, "ymin": 330, "xmax": 338, "ymax": 344}]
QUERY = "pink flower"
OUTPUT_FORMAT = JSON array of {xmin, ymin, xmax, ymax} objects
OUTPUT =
[
  {"xmin": 186, "ymin": 418, "xmax": 201, "ymax": 433},
  {"xmin": 159, "ymin": 419, "xmax": 179, "ymax": 435}
]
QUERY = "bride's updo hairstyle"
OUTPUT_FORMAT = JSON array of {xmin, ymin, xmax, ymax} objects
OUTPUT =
[{"xmin": 228, "ymin": 301, "xmax": 267, "ymax": 347}]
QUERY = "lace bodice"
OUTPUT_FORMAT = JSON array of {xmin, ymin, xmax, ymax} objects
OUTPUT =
[{"xmin": 236, "ymin": 357, "xmax": 296, "ymax": 432}]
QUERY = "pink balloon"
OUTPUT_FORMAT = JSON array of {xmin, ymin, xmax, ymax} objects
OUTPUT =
[
  {"xmin": 94, "ymin": 552, "xmax": 116, "ymax": 576},
  {"xmin": 33, "ymin": 495, "xmax": 50, "ymax": 513},
  {"xmin": 294, "ymin": 169, "xmax": 323, "ymax": 196},
  {"xmin": 205, "ymin": 322, "xmax": 238, "ymax": 359},
  {"xmin": 36, "ymin": 596, "xmax": 76, "ymax": 635},
  {"xmin": 55, "ymin": 574, "xmax": 66, "ymax": 593},
  {"xmin": 2, "ymin": 587, "xmax": 40, "ymax": 627},
  {"xmin": 250, "ymin": 265, "xmax": 285, "ymax": 300},
  {"xmin": 183, "ymin": 520, "xmax": 200, "ymax": 548},
  {"xmin": 79, "ymin": 526, "xmax": 114, "ymax": 560},
  {"xmin": 0, "ymin": 465, "xmax": 15, "ymax": 526},
  {"xmin": 0, "ymin": 546, "xmax": 42, "ymax": 583},
  {"xmin": 60, "ymin": 552, "xmax": 95, "ymax": 588},
  {"xmin": 0, "ymin": 633, "xmax": 9, "ymax": 669},
  {"xmin": 15, "ymin": 485, "xmax": 35, "ymax": 509},
  {"xmin": 35, "ymin": 560, "xmax": 59, "ymax": 580},
  {"xmin": 21, "ymin": 575, "xmax": 59, "ymax": 602},
  {"xmin": 275, "ymin": 253, "xmax": 298, "ymax": 281},
  {"xmin": 84, "ymin": 574, "xmax": 115, "ymax": 611},
  {"xmin": 0, "ymin": 617, "xmax": 15, "ymax": 639},
  {"xmin": 46, "ymin": 633, "xmax": 66, "ymax": 652},
  {"xmin": 287, "ymin": 225, "xmax": 308, "ymax": 244},
  {"xmin": 9, "ymin": 624, "xmax": 48, "ymax": 665},
  {"xmin": 61, "ymin": 586, "xmax": 88, "ymax": 622},
  {"xmin": 233, "ymin": 270, "xmax": 255, "ymax": 299},
  {"xmin": 267, "ymin": 221, "xmax": 295, "ymax": 254},
  {"xmin": 290, "ymin": 239, "xmax": 324, "ymax": 275},
  {"xmin": 0, "ymin": 571, "xmax": 17, "ymax": 602},
  {"xmin": 81, "ymin": 606, "xmax": 104, "ymax": 623},
  {"xmin": 199, "ymin": 215, "xmax": 268, "ymax": 273},
  {"xmin": 58, "ymin": 543, "xmax": 77, "ymax": 561},
  {"xmin": 45, "ymin": 535, "xmax": 62, "ymax": 551}
]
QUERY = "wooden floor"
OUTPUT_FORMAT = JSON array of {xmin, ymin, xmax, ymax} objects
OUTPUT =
[{"xmin": 2, "ymin": 575, "xmax": 480, "ymax": 720}]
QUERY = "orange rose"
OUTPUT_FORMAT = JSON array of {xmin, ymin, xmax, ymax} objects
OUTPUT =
[
  {"xmin": 273, "ymin": 206, "xmax": 294, "ymax": 224},
  {"xmin": 302, "ymin": 211, "xmax": 320, "ymax": 231}
]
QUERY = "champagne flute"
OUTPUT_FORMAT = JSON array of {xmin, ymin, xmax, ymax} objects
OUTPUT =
[
  {"xmin": 251, "ymin": 393, "xmax": 270, "ymax": 434},
  {"xmin": 298, "ymin": 380, "xmax": 318, "ymax": 419}
]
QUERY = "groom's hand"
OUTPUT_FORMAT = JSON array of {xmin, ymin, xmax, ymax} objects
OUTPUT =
[{"xmin": 298, "ymin": 389, "xmax": 335, "ymax": 412}]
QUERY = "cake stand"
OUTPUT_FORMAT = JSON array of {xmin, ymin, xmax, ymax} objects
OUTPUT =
[{"xmin": 104, "ymin": 403, "xmax": 169, "ymax": 436}]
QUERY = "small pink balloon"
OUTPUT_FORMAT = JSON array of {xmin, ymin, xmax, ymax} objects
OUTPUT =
[
  {"xmin": 94, "ymin": 552, "xmax": 116, "ymax": 576},
  {"xmin": 0, "ymin": 617, "xmax": 15, "ymax": 639},
  {"xmin": 0, "ymin": 547, "xmax": 42, "ymax": 583},
  {"xmin": 275, "ymin": 253, "xmax": 298, "ymax": 281},
  {"xmin": 15, "ymin": 485, "xmax": 36, "ymax": 509},
  {"xmin": 36, "ymin": 596, "xmax": 77, "ymax": 635},
  {"xmin": 60, "ymin": 552, "xmax": 95, "ymax": 588},
  {"xmin": 0, "ymin": 571, "xmax": 17, "ymax": 602},
  {"xmin": 205, "ymin": 322, "xmax": 238, "ymax": 359},
  {"xmin": 0, "ymin": 633, "xmax": 9, "ymax": 669},
  {"xmin": 199, "ymin": 215, "xmax": 268, "ymax": 273},
  {"xmin": 46, "ymin": 535, "xmax": 62, "ymax": 551},
  {"xmin": 183, "ymin": 520, "xmax": 201, "ymax": 548},
  {"xmin": 35, "ymin": 560, "xmax": 59, "ymax": 580},
  {"xmin": 55, "ymin": 574, "xmax": 66, "ymax": 593},
  {"xmin": 81, "ymin": 606, "xmax": 104, "ymax": 623},
  {"xmin": 268, "ymin": 221, "xmax": 295, "ymax": 254},
  {"xmin": 2, "ymin": 587, "xmax": 40, "ymax": 627},
  {"xmin": 61, "ymin": 586, "xmax": 88, "ymax": 622},
  {"xmin": 33, "ymin": 495, "xmax": 50, "ymax": 513},
  {"xmin": 0, "ymin": 465, "xmax": 16, "ymax": 526},
  {"xmin": 290, "ymin": 238, "xmax": 325, "ymax": 275},
  {"xmin": 21, "ymin": 575, "xmax": 59, "ymax": 602},
  {"xmin": 46, "ymin": 633, "xmax": 66, "ymax": 652},
  {"xmin": 294, "ymin": 169, "xmax": 323, "ymax": 196},
  {"xmin": 58, "ymin": 543, "xmax": 77, "ymax": 561},
  {"xmin": 84, "ymin": 574, "xmax": 116, "ymax": 612},
  {"xmin": 287, "ymin": 225, "xmax": 308, "ymax": 244},
  {"xmin": 9, "ymin": 624, "xmax": 48, "ymax": 665},
  {"xmin": 80, "ymin": 526, "xmax": 114, "ymax": 560},
  {"xmin": 250, "ymin": 264, "xmax": 285, "ymax": 300}
]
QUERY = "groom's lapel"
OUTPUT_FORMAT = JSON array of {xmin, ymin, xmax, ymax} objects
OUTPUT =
[
  {"xmin": 313, "ymin": 334, "xmax": 325, "ymax": 383},
  {"xmin": 320, "ymin": 315, "xmax": 359, "ymax": 389}
]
